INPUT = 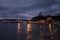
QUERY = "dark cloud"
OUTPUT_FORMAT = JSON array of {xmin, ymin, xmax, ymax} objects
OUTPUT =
[{"xmin": 0, "ymin": 0, "xmax": 60, "ymax": 19}]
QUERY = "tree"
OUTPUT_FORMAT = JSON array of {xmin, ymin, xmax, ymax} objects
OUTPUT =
[
  {"xmin": 55, "ymin": 13, "xmax": 60, "ymax": 16},
  {"xmin": 31, "ymin": 12, "xmax": 45, "ymax": 21},
  {"xmin": 52, "ymin": 13, "xmax": 60, "ymax": 21}
]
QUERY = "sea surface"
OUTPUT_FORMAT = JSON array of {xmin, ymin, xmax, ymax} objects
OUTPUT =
[{"xmin": 0, "ymin": 22, "xmax": 59, "ymax": 40}]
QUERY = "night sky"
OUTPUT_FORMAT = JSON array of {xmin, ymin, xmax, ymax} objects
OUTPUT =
[{"xmin": 0, "ymin": 0, "xmax": 60, "ymax": 19}]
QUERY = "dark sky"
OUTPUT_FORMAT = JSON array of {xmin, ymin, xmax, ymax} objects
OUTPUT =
[{"xmin": 0, "ymin": 0, "xmax": 60, "ymax": 19}]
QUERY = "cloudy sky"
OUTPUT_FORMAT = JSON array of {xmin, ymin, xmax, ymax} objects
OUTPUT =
[{"xmin": 0, "ymin": 0, "xmax": 60, "ymax": 19}]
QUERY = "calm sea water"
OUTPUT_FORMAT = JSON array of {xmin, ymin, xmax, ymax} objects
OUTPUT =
[
  {"xmin": 0, "ymin": 22, "xmax": 58, "ymax": 40},
  {"xmin": 0, "ymin": 23, "xmax": 17, "ymax": 40}
]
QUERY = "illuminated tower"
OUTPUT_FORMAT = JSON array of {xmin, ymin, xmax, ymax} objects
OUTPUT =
[
  {"xmin": 26, "ymin": 17, "xmax": 32, "ymax": 40},
  {"xmin": 17, "ymin": 21, "xmax": 21, "ymax": 33},
  {"xmin": 48, "ymin": 23, "xmax": 54, "ymax": 40},
  {"xmin": 26, "ymin": 17, "xmax": 31, "ymax": 32},
  {"xmin": 17, "ymin": 20, "xmax": 21, "ymax": 40}
]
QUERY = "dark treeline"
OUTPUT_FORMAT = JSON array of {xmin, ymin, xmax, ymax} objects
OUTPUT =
[
  {"xmin": 31, "ymin": 12, "xmax": 60, "ymax": 22},
  {"xmin": 0, "ymin": 12, "xmax": 60, "ymax": 22}
]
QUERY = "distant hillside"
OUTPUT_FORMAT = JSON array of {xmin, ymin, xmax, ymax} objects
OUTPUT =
[{"xmin": 31, "ymin": 12, "xmax": 60, "ymax": 22}]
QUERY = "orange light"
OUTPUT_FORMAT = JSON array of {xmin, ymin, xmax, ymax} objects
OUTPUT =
[
  {"xmin": 27, "ymin": 24, "xmax": 31, "ymax": 32},
  {"xmin": 17, "ymin": 23, "xmax": 21, "ymax": 33},
  {"xmin": 49, "ymin": 24, "xmax": 52, "ymax": 32}
]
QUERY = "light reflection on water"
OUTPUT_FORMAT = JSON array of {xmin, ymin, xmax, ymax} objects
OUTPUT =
[{"xmin": 0, "ymin": 22, "xmax": 59, "ymax": 40}]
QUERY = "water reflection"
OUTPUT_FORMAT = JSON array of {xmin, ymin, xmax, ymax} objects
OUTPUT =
[
  {"xmin": 0, "ymin": 22, "xmax": 59, "ymax": 40},
  {"xmin": 17, "ymin": 22, "xmax": 27, "ymax": 40}
]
